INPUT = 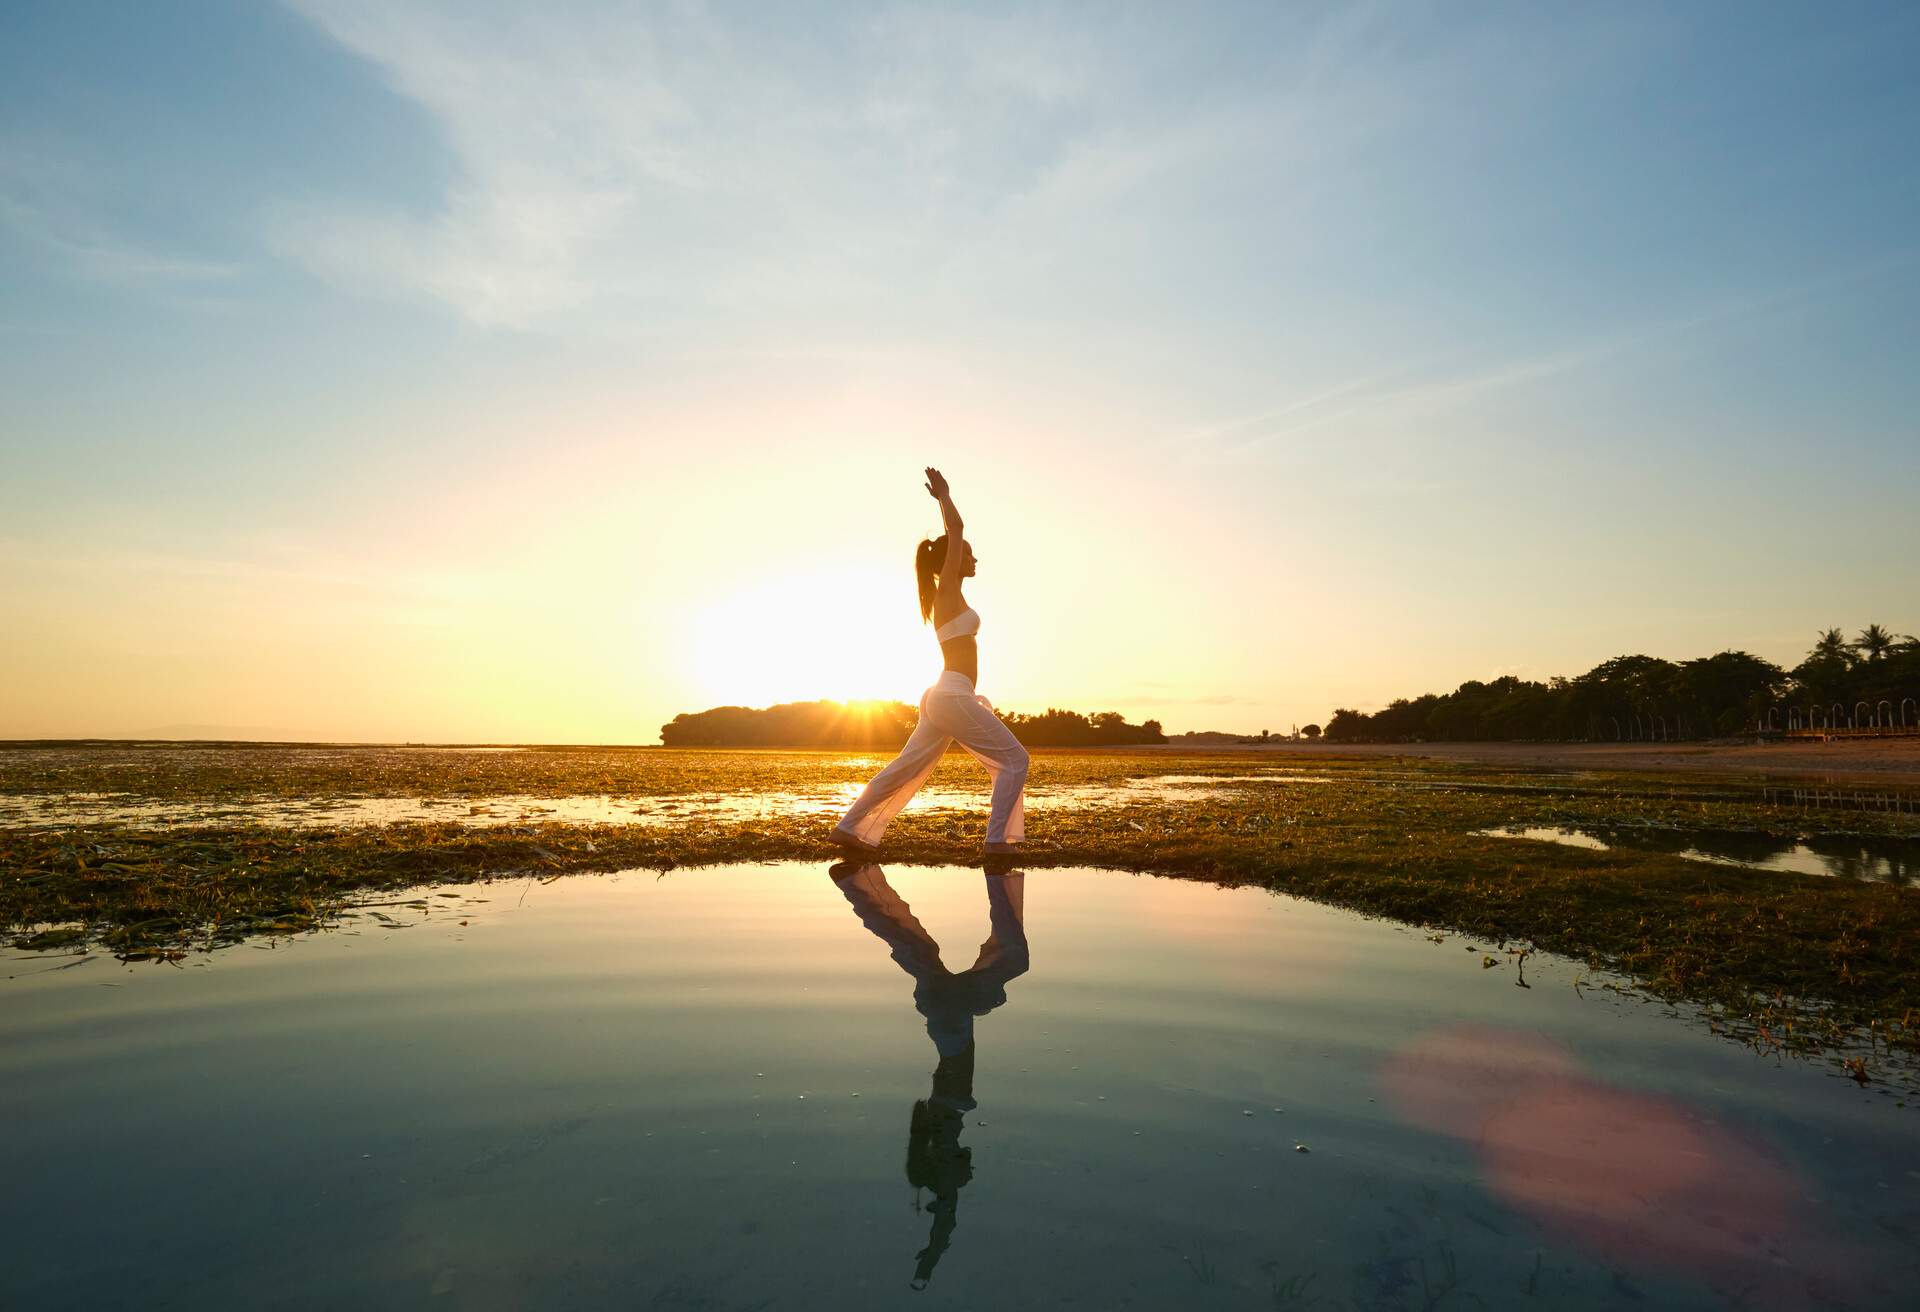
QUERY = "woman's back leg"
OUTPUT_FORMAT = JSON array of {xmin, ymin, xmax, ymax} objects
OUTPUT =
[{"xmin": 836, "ymin": 712, "xmax": 954, "ymax": 847}]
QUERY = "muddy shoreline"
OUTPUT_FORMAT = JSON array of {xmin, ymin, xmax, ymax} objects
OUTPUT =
[{"xmin": 1145, "ymin": 737, "xmax": 1920, "ymax": 781}]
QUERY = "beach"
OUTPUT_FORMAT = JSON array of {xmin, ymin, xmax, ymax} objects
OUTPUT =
[{"xmin": 1277, "ymin": 737, "xmax": 1920, "ymax": 779}]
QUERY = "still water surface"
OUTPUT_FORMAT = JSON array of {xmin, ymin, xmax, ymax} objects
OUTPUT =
[
  {"xmin": 1479, "ymin": 824, "xmax": 1919, "ymax": 884},
  {"xmin": 4, "ymin": 865, "xmax": 1914, "ymax": 1310}
]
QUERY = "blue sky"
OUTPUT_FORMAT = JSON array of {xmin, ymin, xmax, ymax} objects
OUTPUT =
[{"xmin": 3, "ymin": 1, "xmax": 1917, "ymax": 740}]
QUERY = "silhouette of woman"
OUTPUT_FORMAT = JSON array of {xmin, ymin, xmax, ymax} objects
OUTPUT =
[
  {"xmin": 831, "ymin": 468, "xmax": 1029, "ymax": 859},
  {"xmin": 829, "ymin": 860, "xmax": 1029, "ymax": 1289}
]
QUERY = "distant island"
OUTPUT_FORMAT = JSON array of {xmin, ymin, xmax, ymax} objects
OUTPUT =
[
  {"xmin": 660, "ymin": 700, "xmax": 1166, "ymax": 748},
  {"xmin": 1322, "ymin": 626, "xmax": 1918, "ymax": 743}
]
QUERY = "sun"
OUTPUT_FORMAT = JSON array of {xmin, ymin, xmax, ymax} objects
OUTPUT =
[{"xmin": 683, "ymin": 566, "xmax": 932, "ymax": 709}]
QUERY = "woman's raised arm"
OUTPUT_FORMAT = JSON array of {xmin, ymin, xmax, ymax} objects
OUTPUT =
[{"xmin": 924, "ymin": 466, "xmax": 964, "ymax": 578}]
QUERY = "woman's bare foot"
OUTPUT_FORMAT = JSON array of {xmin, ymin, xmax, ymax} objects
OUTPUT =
[{"xmin": 829, "ymin": 824, "xmax": 880, "ymax": 856}]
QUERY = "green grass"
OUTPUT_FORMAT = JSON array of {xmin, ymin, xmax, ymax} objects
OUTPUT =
[{"xmin": 4, "ymin": 744, "xmax": 1917, "ymax": 1077}]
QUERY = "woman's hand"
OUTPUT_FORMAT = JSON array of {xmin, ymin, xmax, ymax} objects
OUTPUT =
[{"xmin": 925, "ymin": 466, "xmax": 962, "ymax": 538}]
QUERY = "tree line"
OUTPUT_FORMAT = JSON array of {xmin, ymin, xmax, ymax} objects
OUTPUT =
[
  {"xmin": 660, "ymin": 701, "xmax": 1167, "ymax": 748},
  {"xmin": 1323, "ymin": 625, "xmax": 1920, "ymax": 743}
]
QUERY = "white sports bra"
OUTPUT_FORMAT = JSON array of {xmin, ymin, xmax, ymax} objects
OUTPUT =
[{"xmin": 934, "ymin": 607, "xmax": 980, "ymax": 643}]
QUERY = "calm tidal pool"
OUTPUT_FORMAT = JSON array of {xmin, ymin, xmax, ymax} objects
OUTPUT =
[
  {"xmin": 1478, "ymin": 824, "xmax": 1920, "ymax": 885},
  {"xmin": 3, "ymin": 864, "xmax": 1914, "ymax": 1310}
]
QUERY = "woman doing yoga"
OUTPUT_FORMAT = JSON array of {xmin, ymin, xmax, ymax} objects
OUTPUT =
[{"xmin": 831, "ymin": 468, "xmax": 1029, "ymax": 858}]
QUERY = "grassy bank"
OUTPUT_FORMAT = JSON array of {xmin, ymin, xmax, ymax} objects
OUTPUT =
[{"xmin": 4, "ymin": 745, "xmax": 1917, "ymax": 1076}]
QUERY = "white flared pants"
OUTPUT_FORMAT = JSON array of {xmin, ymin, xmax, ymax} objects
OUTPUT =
[{"xmin": 837, "ymin": 670, "xmax": 1029, "ymax": 847}]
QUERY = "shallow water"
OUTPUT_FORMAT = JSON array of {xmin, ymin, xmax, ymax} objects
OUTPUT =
[
  {"xmin": 8, "ymin": 751, "xmax": 1916, "ymax": 834},
  {"xmin": 0, "ymin": 771, "xmax": 1332, "ymax": 830},
  {"xmin": 1481, "ymin": 824, "xmax": 1920, "ymax": 884},
  {"xmin": 4, "ymin": 864, "xmax": 1914, "ymax": 1310}
]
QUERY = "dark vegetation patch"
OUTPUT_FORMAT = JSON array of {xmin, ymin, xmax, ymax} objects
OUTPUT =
[
  {"xmin": 658, "ymin": 700, "xmax": 1169, "ymax": 747},
  {"xmin": 1323, "ymin": 627, "xmax": 1920, "ymax": 742}
]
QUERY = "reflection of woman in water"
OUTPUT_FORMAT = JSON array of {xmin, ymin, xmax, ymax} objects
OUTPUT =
[
  {"xmin": 831, "ymin": 467, "xmax": 1029, "ymax": 859},
  {"xmin": 830, "ymin": 860, "xmax": 1029, "ymax": 1289}
]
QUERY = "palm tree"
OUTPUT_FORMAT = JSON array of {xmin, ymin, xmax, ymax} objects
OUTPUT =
[
  {"xmin": 1813, "ymin": 627, "xmax": 1851, "ymax": 662},
  {"xmin": 1854, "ymin": 623, "xmax": 1895, "ymax": 662}
]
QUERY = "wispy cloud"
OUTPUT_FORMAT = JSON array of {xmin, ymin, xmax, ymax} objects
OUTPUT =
[
  {"xmin": 1213, "ymin": 346, "xmax": 1599, "ymax": 460},
  {"xmin": 272, "ymin": 0, "xmax": 1139, "ymax": 326},
  {"xmin": 271, "ymin": 2, "xmax": 1422, "ymax": 330},
  {"xmin": 0, "ymin": 143, "xmax": 244, "ymax": 286},
  {"xmin": 1163, "ymin": 365, "xmax": 1428, "ymax": 453},
  {"xmin": 1174, "ymin": 251, "xmax": 1920, "ymax": 465}
]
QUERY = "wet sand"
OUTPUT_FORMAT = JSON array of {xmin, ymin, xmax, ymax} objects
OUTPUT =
[{"xmin": 1283, "ymin": 737, "xmax": 1920, "ymax": 781}]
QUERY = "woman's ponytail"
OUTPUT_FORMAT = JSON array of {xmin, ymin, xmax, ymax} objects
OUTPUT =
[{"xmin": 916, "ymin": 535, "xmax": 947, "ymax": 623}]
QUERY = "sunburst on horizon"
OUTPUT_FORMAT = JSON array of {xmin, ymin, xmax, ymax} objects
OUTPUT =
[{"xmin": 682, "ymin": 566, "xmax": 939, "ymax": 711}]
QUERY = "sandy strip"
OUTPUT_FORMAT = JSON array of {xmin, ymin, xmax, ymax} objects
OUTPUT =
[{"xmin": 1271, "ymin": 738, "xmax": 1920, "ymax": 781}]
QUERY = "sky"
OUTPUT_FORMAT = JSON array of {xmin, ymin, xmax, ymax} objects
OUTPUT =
[{"xmin": 3, "ymin": 0, "xmax": 1917, "ymax": 742}]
